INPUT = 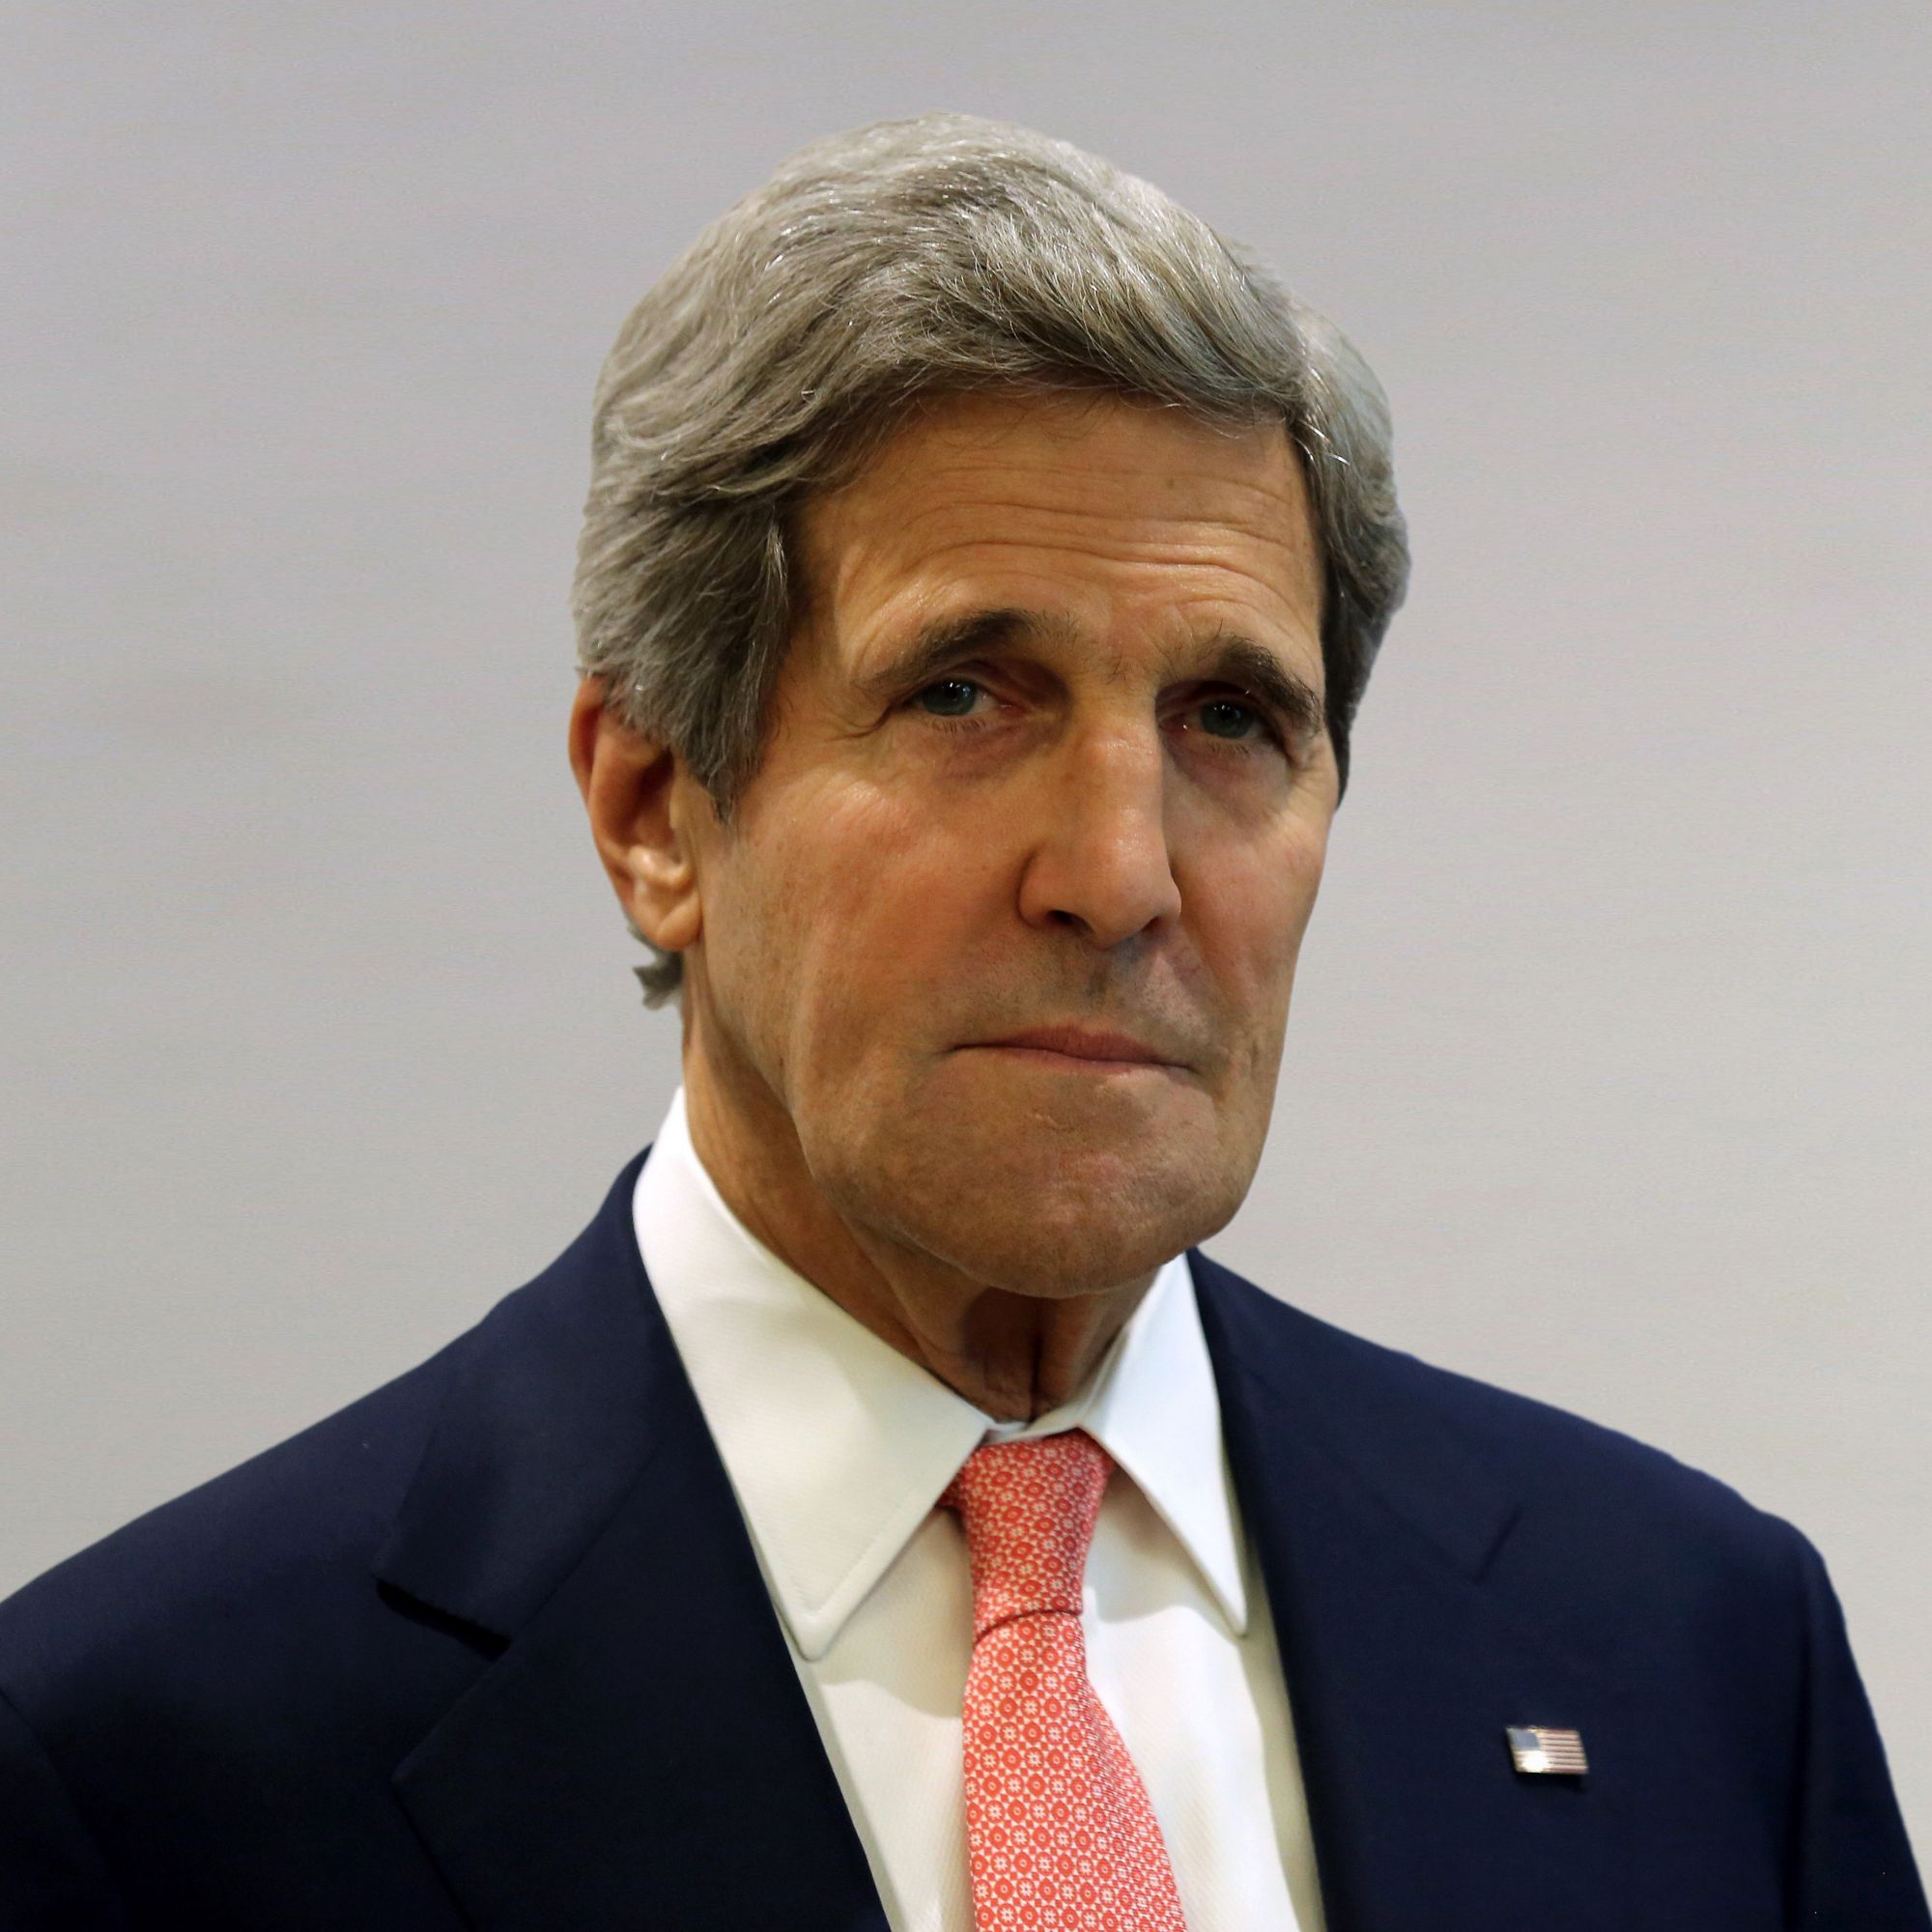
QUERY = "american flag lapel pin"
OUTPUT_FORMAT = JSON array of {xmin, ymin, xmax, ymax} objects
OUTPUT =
[{"xmin": 1506, "ymin": 1725, "xmax": 1589, "ymax": 1776}]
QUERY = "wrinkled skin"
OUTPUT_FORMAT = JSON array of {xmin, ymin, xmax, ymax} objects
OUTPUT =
[{"xmin": 571, "ymin": 388, "xmax": 1336, "ymax": 1417}]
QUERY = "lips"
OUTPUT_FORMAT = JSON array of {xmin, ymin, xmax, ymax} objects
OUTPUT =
[{"xmin": 970, "ymin": 1025, "xmax": 1178, "ymax": 1066}]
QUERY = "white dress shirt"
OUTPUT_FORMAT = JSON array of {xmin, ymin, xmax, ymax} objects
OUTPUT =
[{"xmin": 634, "ymin": 1087, "xmax": 1325, "ymax": 1932}]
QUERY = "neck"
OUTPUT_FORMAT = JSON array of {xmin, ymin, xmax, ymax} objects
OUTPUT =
[{"xmin": 678, "ymin": 1035, "xmax": 1152, "ymax": 1423}]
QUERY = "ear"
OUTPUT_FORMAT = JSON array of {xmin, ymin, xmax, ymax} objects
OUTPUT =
[{"xmin": 568, "ymin": 677, "xmax": 703, "ymax": 960}]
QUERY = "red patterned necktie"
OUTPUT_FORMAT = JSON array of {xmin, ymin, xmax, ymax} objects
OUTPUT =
[{"xmin": 941, "ymin": 1430, "xmax": 1189, "ymax": 1931}]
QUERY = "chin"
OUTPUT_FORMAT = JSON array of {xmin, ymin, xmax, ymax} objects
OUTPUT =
[
  {"xmin": 849, "ymin": 1129, "xmax": 1249, "ymax": 1297},
  {"xmin": 791, "ymin": 1051, "xmax": 1266, "ymax": 1293}
]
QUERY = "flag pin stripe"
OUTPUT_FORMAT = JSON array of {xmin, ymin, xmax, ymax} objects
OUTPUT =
[{"xmin": 1505, "ymin": 1724, "xmax": 1589, "ymax": 1776}]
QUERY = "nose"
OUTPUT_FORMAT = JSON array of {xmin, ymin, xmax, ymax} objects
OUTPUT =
[{"xmin": 1015, "ymin": 721, "xmax": 1183, "ymax": 951}]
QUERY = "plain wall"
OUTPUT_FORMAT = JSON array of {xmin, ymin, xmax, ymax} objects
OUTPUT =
[{"xmin": 5, "ymin": 0, "xmax": 1928, "ymax": 1854}]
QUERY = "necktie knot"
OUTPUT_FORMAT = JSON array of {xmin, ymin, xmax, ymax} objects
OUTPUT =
[{"xmin": 941, "ymin": 1429, "xmax": 1112, "ymax": 1640}]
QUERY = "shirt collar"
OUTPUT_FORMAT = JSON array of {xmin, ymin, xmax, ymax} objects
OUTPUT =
[{"xmin": 634, "ymin": 1086, "xmax": 1248, "ymax": 1661}]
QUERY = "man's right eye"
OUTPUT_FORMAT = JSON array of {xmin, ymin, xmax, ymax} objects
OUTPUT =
[{"xmin": 916, "ymin": 679, "xmax": 984, "ymax": 719}]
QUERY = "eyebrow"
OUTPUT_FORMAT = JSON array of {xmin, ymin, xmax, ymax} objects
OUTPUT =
[
  {"xmin": 852, "ymin": 608, "xmax": 1328, "ymax": 746},
  {"xmin": 849, "ymin": 608, "xmax": 1052, "ymax": 706}
]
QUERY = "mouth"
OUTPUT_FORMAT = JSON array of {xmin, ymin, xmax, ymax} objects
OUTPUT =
[{"xmin": 961, "ymin": 1025, "xmax": 1185, "ymax": 1070}]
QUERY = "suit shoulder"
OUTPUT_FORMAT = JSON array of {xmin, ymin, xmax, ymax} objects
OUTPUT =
[
  {"xmin": 1191, "ymin": 1250, "xmax": 1802, "ymax": 1582},
  {"xmin": 0, "ymin": 1323, "xmax": 469, "ymax": 1710}
]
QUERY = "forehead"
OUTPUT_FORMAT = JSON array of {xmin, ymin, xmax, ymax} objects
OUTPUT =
[{"xmin": 793, "ymin": 389, "xmax": 1323, "ymax": 670}]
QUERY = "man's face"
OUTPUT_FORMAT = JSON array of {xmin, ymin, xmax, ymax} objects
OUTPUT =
[{"xmin": 681, "ymin": 388, "xmax": 1335, "ymax": 1295}]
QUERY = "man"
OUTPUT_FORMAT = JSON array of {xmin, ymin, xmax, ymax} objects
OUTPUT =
[{"xmin": 0, "ymin": 113, "xmax": 1923, "ymax": 1931}]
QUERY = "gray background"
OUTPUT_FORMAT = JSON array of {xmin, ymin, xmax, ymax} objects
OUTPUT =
[{"xmin": 6, "ymin": 0, "xmax": 1928, "ymax": 1856}]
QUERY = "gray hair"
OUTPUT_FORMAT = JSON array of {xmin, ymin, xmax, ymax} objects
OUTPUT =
[{"xmin": 571, "ymin": 112, "xmax": 1409, "ymax": 1005}]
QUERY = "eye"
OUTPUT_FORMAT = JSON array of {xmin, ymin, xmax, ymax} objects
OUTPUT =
[
  {"xmin": 1193, "ymin": 696, "xmax": 1267, "ymax": 742},
  {"xmin": 915, "ymin": 678, "xmax": 985, "ymax": 720}
]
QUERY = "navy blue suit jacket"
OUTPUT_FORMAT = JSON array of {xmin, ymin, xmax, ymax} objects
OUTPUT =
[{"xmin": 2, "ymin": 1149, "xmax": 1925, "ymax": 1929}]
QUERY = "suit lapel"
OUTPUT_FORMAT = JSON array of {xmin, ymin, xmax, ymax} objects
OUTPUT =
[
  {"xmin": 1194, "ymin": 1253, "xmax": 1634, "ymax": 1932},
  {"xmin": 376, "ymin": 1151, "xmax": 888, "ymax": 1932}
]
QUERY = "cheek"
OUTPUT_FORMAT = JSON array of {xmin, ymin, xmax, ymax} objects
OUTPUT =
[
  {"xmin": 721, "ymin": 778, "xmax": 997, "ymax": 1083},
  {"xmin": 1182, "ymin": 816, "xmax": 1326, "ymax": 1032}
]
